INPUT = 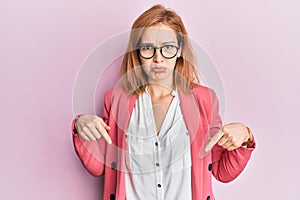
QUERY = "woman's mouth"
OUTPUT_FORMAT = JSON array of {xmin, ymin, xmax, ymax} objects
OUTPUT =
[{"xmin": 152, "ymin": 67, "xmax": 166, "ymax": 73}]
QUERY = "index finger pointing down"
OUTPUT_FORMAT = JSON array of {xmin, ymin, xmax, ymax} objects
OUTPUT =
[
  {"xmin": 95, "ymin": 121, "xmax": 112, "ymax": 144},
  {"xmin": 98, "ymin": 118, "xmax": 111, "ymax": 130},
  {"xmin": 205, "ymin": 129, "xmax": 224, "ymax": 152}
]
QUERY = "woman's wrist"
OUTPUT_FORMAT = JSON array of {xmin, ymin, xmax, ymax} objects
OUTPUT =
[
  {"xmin": 242, "ymin": 126, "xmax": 253, "ymax": 147},
  {"xmin": 72, "ymin": 114, "xmax": 83, "ymax": 135}
]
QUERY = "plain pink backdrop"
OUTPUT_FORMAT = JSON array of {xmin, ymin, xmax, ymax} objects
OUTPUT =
[{"xmin": 1, "ymin": 0, "xmax": 300, "ymax": 199}]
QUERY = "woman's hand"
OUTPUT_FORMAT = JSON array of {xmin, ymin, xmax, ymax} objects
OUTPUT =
[
  {"xmin": 217, "ymin": 123, "xmax": 251, "ymax": 151},
  {"xmin": 75, "ymin": 114, "xmax": 112, "ymax": 144}
]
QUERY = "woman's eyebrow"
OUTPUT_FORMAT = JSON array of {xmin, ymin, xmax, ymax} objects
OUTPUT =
[
  {"xmin": 160, "ymin": 41, "xmax": 176, "ymax": 45},
  {"xmin": 140, "ymin": 41, "xmax": 176, "ymax": 45},
  {"xmin": 139, "ymin": 42, "xmax": 154, "ymax": 46}
]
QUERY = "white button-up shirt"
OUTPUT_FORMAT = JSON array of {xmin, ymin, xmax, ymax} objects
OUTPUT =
[{"xmin": 125, "ymin": 88, "xmax": 192, "ymax": 200}]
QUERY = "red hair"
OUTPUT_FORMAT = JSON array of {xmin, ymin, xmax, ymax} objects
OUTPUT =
[{"xmin": 120, "ymin": 4, "xmax": 199, "ymax": 95}]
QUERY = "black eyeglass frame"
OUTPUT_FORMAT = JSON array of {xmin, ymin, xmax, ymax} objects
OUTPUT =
[{"xmin": 137, "ymin": 44, "xmax": 180, "ymax": 59}]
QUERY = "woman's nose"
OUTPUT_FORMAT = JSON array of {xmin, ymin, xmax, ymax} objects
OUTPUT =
[{"xmin": 153, "ymin": 48, "xmax": 164, "ymax": 62}]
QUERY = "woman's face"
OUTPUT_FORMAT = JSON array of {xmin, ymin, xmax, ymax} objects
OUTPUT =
[{"xmin": 138, "ymin": 24, "xmax": 181, "ymax": 86}]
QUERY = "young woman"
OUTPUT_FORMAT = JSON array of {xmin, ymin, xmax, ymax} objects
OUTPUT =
[{"xmin": 71, "ymin": 4, "xmax": 256, "ymax": 200}]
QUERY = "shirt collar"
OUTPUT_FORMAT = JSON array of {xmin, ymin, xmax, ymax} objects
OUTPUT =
[{"xmin": 145, "ymin": 85, "xmax": 177, "ymax": 97}]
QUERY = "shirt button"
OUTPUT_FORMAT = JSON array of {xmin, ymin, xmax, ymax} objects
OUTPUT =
[
  {"xmin": 186, "ymin": 131, "xmax": 189, "ymax": 136},
  {"xmin": 125, "ymin": 134, "xmax": 128, "ymax": 138},
  {"xmin": 155, "ymin": 163, "xmax": 160, "ymax": 167},
  {"xmin": 155, "ymin": 142, "xmax": 158, "ymax": 146},
  {"xmin": 157, "ymin": 184, "xmax": 161, "ymax": 188}
]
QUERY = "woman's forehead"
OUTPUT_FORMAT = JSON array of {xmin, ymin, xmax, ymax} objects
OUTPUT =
[{"xmin": 140, "ymin": 25, "xmax": 178, "ymax": 44}]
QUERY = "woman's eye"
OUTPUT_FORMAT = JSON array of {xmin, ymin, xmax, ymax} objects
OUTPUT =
[
  {"xmin": 141, "ymin": 46, "xmax": 153, "ymax": 50},
  {"xmin": 164, "ymin": 45, "xmax": 174, "ymax": 49}
]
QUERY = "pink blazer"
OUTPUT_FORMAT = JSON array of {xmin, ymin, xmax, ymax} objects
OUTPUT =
[{"xmin": 72, "ymin": 85, "xmax": 256, "ymax": 200}]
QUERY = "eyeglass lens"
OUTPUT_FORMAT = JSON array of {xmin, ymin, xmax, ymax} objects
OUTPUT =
[{"xmin": 138, "ymin": 45, "xmax": 178, "ymax": 59}]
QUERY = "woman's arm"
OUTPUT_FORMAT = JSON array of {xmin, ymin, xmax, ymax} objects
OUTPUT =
[
  {"xmin": 211, "ymin": 134, "xmax": 256, "ymax": 183},
  {"xmin": 72, "ymin": 134, "xmax": 107, "ymax": 177},
  {"xmin": 207, "ymin": 89, "xmax": 256, "ymax": 183},
  {"xmin": 71, "ymin": 94, "xmax": 112, "ymax": 176}
]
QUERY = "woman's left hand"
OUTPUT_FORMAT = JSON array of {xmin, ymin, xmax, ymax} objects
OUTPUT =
[{"xmin": 217, "ymin": 123, "xmax": 251, "ymax": 151}]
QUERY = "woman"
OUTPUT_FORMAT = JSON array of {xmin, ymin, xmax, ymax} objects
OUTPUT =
[{"xmin": 71, "ymin": 4, "xmax": 256, "ymax": 200}]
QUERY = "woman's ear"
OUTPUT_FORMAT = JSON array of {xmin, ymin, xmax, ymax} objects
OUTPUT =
[
  {"xmin": 177, "ymin": 40, "xmax": 182, "ymax": 58},
  {"xmin": 177, "ymin": 47, "xmax": 182, "ymax": 58}
]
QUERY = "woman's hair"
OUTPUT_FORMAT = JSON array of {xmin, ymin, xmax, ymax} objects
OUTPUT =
[{"xmin": 119, "ymin": 4, "xmax": 199, "ymax": 95}]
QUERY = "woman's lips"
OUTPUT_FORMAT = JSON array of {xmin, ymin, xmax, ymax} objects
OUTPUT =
[{"xmin": 152, "ymin": 67, "xmax": 166, "ymax": 73}]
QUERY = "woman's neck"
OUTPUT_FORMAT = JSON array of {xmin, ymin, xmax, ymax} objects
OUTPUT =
[{"xmin": 147, "ymin": 83, "xmax": 174, "ymax": 98}]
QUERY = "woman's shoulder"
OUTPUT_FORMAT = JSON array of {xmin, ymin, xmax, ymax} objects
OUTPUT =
[
  {"xmin": 104, "ymin": 86, "xmax": 128, "ymax": 97},
  {"xmin": 192, "ymin": 84, "xmax": 217, "ymax": 98},
  {"xmin": 192, "ymin": 84, "xmax": 219, "ymax": 114},
  {"xmin": 103, "ymin": 86, "xmax": 136, "ymax": 103}
]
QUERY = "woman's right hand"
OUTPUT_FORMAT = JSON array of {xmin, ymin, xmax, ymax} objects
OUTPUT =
[{"xmin": 74, "ymin": 114, "xmax": 112, "ymax": 144}]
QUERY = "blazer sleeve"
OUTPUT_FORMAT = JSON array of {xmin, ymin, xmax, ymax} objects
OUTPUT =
[
  {"xmin": 208, "ymin": 89, "xmax": 256, "ymax": 183},
  {"xmin": 71, "ymin": 92, "xmax": 112, "ymax": 176}
]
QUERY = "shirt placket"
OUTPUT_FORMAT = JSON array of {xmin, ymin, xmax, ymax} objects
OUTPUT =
[{"xmin": 154, "ymin": 136, "xmax": 163, "ymax": 200}]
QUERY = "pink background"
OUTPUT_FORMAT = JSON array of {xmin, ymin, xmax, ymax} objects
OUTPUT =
[{"xmin": 1, "ymin": 0, "xmax": 300, "ymax": 199}]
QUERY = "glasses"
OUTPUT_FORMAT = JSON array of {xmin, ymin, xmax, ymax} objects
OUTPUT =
[{"xmin": 137, "ymin": 44, "xmax": 179, "ymax": 59}]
